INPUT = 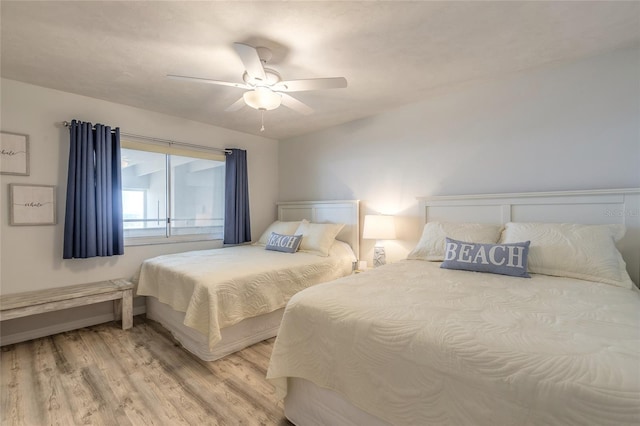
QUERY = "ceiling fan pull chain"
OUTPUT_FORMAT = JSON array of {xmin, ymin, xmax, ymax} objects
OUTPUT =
[{"xmin": 260, "ymin": 109, "xmax": 265, "ymax": 132}]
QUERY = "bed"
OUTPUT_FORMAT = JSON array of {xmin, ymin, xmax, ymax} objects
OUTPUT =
[
  {"xmin": 267, "ymin": 189, "xmax": 640, "ymax": 426},
  {"xmin": 136, "ymin": 200, "xmax": 360, "ymax": 361}
]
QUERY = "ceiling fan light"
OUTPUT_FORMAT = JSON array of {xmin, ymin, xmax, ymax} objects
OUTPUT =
[{"xmin": 243, "ymin": 87, "xmax": 282, "ymax": 111}]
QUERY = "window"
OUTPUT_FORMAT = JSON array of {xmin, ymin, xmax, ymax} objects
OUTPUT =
[
  {"xmin": 121, "ymin": 141, "xmax": 225, "ymax": 244},
  {"xmin": 122, "ymin": 189, "xmax": 146, "ymax": 229}
]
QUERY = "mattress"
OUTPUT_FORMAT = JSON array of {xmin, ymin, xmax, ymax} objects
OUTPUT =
[
  {"xmin": 136, "ymin": 241, "xmax": 355, "ymax": 349},
  {"xmin": 267, "ymin": 260, "xmax": 640, "ymax": 425}
]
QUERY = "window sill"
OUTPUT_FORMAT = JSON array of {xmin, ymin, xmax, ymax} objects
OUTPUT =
[{"xmin": 125, "ymin": 235, "xmax": 223, "ymax": 247}]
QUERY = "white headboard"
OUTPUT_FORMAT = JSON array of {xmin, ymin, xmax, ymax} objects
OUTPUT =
[
  {"xmin": 417, "ymin": 189, "xmax": 640, "ymax": 285},
  {"xmin": 277, "ymin": 200, "xmax": 360, "ymax": 259}
]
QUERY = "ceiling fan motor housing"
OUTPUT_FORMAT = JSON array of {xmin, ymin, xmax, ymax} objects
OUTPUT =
[{"xmin": 243, "ymin": 68, "xmax": 281, "ymax": 87}]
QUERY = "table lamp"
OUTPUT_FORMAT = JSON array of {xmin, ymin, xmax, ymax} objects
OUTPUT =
[{"xmin": 363, "ymin": 214, "xmax": 396, "ymax": 267}]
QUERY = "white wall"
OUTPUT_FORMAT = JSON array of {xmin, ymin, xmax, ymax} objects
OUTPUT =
[
  {"xmin": 279, "ymin": 47, "xmax": 640, "ymax": 265},
  {"xmin": 0, "ymin": 79, "xmax": 279, "ymax": 341}
]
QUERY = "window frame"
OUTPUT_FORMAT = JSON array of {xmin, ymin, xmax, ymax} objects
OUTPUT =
[{"xmin": 121, "ymin": 139, "xmax": 226, "ymax": 246}]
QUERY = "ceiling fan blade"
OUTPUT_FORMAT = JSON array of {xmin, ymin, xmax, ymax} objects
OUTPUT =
[
  {"xmin": 281, "ymin": 94, "xmax": 313, "ymax": 115},
  {"xmin": 233, "ymin": 43, "xmax": 267, "ymax": 83},
  {"xmin": 225, "ymin": 97, "xmax": 246, "ymax": 112},
  {"xmin": 167, "ymin": 74, "xmax": 250, "ymax": 89},
  {"xmin": 274, "ymin": 77, "xmax": 347, "ymax": 92}
]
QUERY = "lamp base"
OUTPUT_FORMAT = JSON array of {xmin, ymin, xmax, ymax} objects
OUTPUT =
[{"xmin": 373, "ymin": 246, "xmax": 386, "ymax": 267}]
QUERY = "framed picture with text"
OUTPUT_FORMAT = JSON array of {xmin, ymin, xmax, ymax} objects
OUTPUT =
[
  {"xmin": 1, "ymin": 131, "xmax": 30, "ymax": 176},
  {"xmin": 9, "ymin": 184, "xmax": 57, "ymax": 226}
]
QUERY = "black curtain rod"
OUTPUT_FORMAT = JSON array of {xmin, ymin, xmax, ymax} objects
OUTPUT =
[{"xmin": 62, "ymin": 121, "xmax": 232, "ymax": 155}]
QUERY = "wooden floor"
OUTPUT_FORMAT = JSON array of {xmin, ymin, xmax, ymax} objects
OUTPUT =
[{"xmin": 1, "ymin": 317, "xmax": 291, "ymax": 426}]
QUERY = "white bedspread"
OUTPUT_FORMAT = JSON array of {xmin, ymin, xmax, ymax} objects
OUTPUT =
[
  {"xmin": 136, "ymin": 242, "xmax": 355, "ymax": 349},
  {"xmin": 267, "ymin": 260, "xmax": 640, "ymax": 425}
]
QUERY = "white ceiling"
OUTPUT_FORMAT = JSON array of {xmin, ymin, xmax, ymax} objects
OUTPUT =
[{"xmin": 2, "ymin": 1, "xmax": 639, "ymax": 140}]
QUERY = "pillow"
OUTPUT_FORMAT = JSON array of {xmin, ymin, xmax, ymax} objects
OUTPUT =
[
  {"xmin": 265, "ymin": 232, "xmax": 303, "ymax": 253},
  {"xmin": 407, "ymin": 222, "xmax": 504, "ymax": 261},
  {"xmin": 500, "ymin": 222, "xmax": 633, "ymax": 289},
  {"xmin": 441, "ymin": 237, "xmax": 531, "ymax": 278},
  {"xmin": 255, "ymin": 220, "xmax": 307, "ymax": 246},
  {"xmin": 294, "ymin": 221, "xmax": 345, "ymax": 257}
]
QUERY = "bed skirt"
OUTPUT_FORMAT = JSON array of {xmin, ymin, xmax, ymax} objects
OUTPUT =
[
  {"xmin": 146, "ymin": 296, "xmax": 284, "ymax": 361},
  {"xmin": 285, "ymin": 378, "xmax": 392, "ymax": 426}
]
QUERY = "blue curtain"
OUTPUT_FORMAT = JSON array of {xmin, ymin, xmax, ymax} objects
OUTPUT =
[
  {"xmin": 224, "ymin": 148, "xmax": 251, "ymax": 244},
  {"xmin": 63, "ymin": 120, "xmax": 124, "ymax": 259}
]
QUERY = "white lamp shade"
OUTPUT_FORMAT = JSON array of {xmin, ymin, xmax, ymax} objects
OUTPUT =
[
  {"xmin": 363, "ymin": 214, "xmax": 396, "ymax": 240},
  {"xmin": 243, "ymin": 87, "xmax": 282, "ymax": 110}
]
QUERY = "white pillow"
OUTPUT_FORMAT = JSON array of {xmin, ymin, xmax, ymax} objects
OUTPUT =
[
  {"xmin": 500, "ymin": 222, "xmax": 633, "ymax": 289},
  {"xmin": 255, "ymin": 219, "xmax": 308, "ymax": 246},
  {"xmin": 407, "ymin": 222, "xmax": 503, "ymax": 261},
  {"xmin": 295, "ymin": 221, "xmax": 345, "ymax": 256}
]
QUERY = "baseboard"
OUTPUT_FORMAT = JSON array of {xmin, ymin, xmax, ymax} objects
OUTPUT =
[{"xmin": 0, "ymin": 305, "xmax": 146, "ymax": 346}]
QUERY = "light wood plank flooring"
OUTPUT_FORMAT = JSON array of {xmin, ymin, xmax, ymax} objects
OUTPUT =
[{"xmin": 1, "ymin": 317, "xmax": 291, "ymax": 426}]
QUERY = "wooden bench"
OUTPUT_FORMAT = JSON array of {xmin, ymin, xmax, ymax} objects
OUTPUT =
[{"xmin": 0, "ymin": 279, "xmax": 134, "ymax": 331}]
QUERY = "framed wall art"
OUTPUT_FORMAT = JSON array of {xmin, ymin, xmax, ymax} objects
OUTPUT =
[
  {"xmin": 9, "ymin": 184, "xmax": 57, "ymax": 226},
  {"xmin": 0, "ymin": 131, "xmax": 30, "ymax": 176}
]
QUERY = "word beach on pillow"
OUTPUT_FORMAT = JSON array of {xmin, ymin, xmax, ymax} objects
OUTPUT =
[
  {"xmin": 255, "ymin": 219, "xmax": 308, "ymax": 246},
  {"xmin": 441, "ymin": 237, "xmax": 531, "ymax": 278},
  {"xmin": 265, "ymin": 232, "xmax": 303, "ymax": 253}
]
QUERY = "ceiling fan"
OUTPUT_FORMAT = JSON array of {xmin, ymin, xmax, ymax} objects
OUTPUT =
[{"xmin": 168, "ymin": 43, "xmax": 348, "ymax": 130}]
